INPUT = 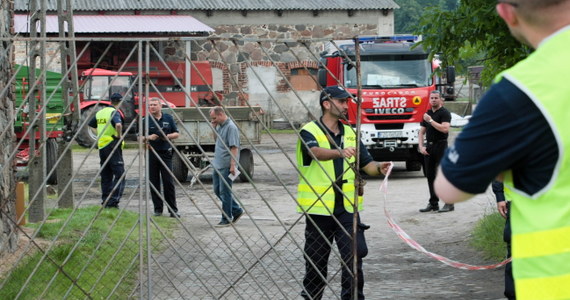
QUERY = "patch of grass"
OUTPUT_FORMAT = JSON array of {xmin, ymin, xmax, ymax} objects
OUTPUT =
[
  {"xmin": 0, "ymin": 206, "xmax": 178, "ymax": 299},
  {"xmin": 470, "ymin": 212, "xmax": 507, "ymax": 261}
]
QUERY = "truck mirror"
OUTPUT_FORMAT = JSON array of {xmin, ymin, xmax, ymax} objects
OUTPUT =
[
  {"xmin": 446, "ymin": 66, "xmax": 456, "ymax": 84},
  {"xmin": 317, "ymin": 69, "xmax": 327, "ymax": 87}
]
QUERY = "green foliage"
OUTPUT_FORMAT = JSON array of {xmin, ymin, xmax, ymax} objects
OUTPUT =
[
  {"xmin": 417, "ymin": 0, "xmax": 531, "ymax": 86},
  {"xmin": 0, "ymin": 206, "xmax": 178, "ymax": 299},
  {"xmin": 470, "ymin": 211, "xmax": 508, "ymax": 261},
  {"xmin": 394, "ymin": 0, "xmax": 458, "ymax": 34}
]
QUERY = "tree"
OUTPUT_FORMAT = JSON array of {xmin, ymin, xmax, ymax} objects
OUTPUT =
[
  {"xmin": 394, "ymin": 0, "xmax": 459, "ymax": 34},
  {"xmin": 417, "ymin": 0, "xmax": 530, "ymax": 86}
]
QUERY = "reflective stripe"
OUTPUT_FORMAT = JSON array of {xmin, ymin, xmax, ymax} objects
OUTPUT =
[
  {"xmin": 516, "ymin": 273, "xmax": 570, "ymax": 300},
  {"xmin": 514, "ymin": 226, "xmax": 570, "ymax": 258},
  {"xmin": 499, "ymin": 27, "xmax": 570, "ymax": 299}
]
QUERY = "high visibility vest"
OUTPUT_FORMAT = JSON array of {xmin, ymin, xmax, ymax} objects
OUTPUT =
[
  {"xmin": 296, "ymin": 121, "xmax": 362, "ymax": 215},
  {"xmin": 497, "ymin": 27, "xmax": 570, "ymax": 300},
  {"xmin": 95, "ymin": 107, "xmax": 123, "ymax": 149}
]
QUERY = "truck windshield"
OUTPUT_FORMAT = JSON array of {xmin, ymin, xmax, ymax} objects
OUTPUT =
[
  {"xmin": 344, "ymin": 54, "xmax": 432, "ymax": 88},
  {"xmin": 86, "ymin": 76, "xmax": 132, "ymax": 101}
]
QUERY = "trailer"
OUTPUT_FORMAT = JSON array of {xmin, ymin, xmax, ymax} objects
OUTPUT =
[{"xmin": 170, "ymin": 106, "xmax": 264, "ymax": 183}]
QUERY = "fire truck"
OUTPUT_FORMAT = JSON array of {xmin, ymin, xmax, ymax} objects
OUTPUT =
[{"xmin": 318, "ymin": 35, "xmax": 455, "ymax": 172}]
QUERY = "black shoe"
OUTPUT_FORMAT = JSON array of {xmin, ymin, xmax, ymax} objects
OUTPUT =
[
  {"xmin": 419, "ymin": 203, "xmax": 439, "ymax": 212},
  {"xmin": 215, "ymin": 220, "xmax": 231, "ymax": 228},
  {"xmin": 169, "ymin": 212, "xmax": 180, "ymax": 218},
  {"xmin": 232, "ymin": 210, "xmax": 244, "ymax": 224},
  {"xmin": 438, "ymin": 204, "xmax": 455, "ymax": 213},
  {"xmin": 153, "ymin": 212, "xmax": 162, "ymax": 217}
]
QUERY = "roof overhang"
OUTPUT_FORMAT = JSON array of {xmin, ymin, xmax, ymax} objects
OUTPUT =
[{"xmin": 14, "ymin": 14, "xmax": 213, "ymax": 36}]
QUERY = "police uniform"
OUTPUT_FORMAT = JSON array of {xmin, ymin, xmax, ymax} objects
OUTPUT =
[
  {"xmin": 297, "ymin": 119, "xmax": 373, "ymax": 300},
  {"xmin": 143, "ymin": 113, "xmax": 179, "ymax": 216},
  {"xmin": 89, "ymin": 104, "xmax": 125, "ymax": 208},
  {"xmin": 441, "ymin": 27, "xmax": 570, "ymax": 299}
]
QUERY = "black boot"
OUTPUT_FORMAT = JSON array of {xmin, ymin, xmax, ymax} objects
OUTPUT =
[
  {"xmin": 438, "ymin": 204, "xmax": 455, "ymax": 213},
  {"xmin": 419, "ymin": 203, "xmax": 439, "ymax": 212}
]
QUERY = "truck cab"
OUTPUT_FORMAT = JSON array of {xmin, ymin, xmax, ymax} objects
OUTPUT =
[{"xmin": 318, "ymin": 35, "xmax": 455, "ymax": 172}]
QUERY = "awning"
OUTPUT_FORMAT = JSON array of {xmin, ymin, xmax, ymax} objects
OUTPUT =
[{"xmin": 14, "ymin": 14, "xmax": 213, "ymax": 35}]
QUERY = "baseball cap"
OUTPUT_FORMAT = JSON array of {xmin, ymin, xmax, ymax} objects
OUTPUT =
[
  {"xmin": 110, "ymin": 93, "xmax": 123, "ymax": 101},
  {"xmin": 319, "ymin": 86, "xmax": 352, "ymax": 104}
]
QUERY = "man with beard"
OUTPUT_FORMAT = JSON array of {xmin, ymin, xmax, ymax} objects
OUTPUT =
[
  {"xmin": 297, "ymin": 86, "xmax": 389, "ymax": 299},
  {"xmin": 418, "ymin": 91, "xmax": 452, "ymax": 213}
]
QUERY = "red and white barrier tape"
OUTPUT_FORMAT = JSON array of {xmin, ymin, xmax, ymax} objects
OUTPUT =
[{"xmin": 380, "ymin": 162, "xmax": 511, "ymax": 270}]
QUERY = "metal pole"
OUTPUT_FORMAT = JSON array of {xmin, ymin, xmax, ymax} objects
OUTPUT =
[
  {"xmin": 352, "ymin": 35, "xmax": 363, "ymax": 300},
  {"xmin": 185, "ymin": 40, "xmax": 191, "ymax": 107}
]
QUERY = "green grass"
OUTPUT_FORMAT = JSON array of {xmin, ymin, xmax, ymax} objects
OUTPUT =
[
  {"xmin": 470, "ymin": 212, "xmax": 508, "ymax": 261},
  {"xmin": 0, "ymin": 206, "xmax": 178, "ymax": 299}
]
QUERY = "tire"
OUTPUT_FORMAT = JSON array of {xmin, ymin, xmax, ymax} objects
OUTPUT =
[
  {"xmin": 238, "ymin": 148, "xmax": 254, "ymax": 182},
  {"xmin": 46, "ymin": 138, "xmax": 58, "ymax": 185},
  {"xmin": 406, "ymin": 159, "xmax": 422, "ymax": 172},
  {"xmin": 172, "ymin": 150, "xmax": 189, "ymax": 182},
  {"xmin": 76, "ymin": 105, "xmax": 102, "ymax": 148}
]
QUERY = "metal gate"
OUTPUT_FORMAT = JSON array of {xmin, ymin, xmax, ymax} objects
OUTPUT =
[{"xmin": 0, "ymin": 19, "xmax": 369, "ymax": 298}]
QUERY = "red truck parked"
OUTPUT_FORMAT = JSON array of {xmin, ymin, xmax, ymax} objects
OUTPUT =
[{"xmin": 318, "ymin": 35, "xmax": 455, "ymax": 172}]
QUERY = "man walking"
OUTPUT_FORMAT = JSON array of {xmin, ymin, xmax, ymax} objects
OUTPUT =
[
  {"xmin": 435, "ymin": 1, "xmax": 570, "ymax": 298},
  {"xmin": 297, "ymin": 86, "xmax": 389, "ymax": 300},
  {"xmin": 89, "ymin": 92, "xmax": 125, "ymax": 208},
  {"xmin": 142, "ymin": 98, "xmax": 180, "ymax": 218},
  {"xmin": 210, "ymin": 106, "xmax": 244, "ymax": 227},
  {"xmin": 418, "ymin": 90, "xmax": 452, "ymax": 213}
]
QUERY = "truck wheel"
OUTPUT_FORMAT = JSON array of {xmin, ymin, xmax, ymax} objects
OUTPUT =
[
  {"xmin": 406, "ymin": 159, "xmax": 422, "ymax": 172},
  {"xmin": 172, "ymin": 151, "xmax": 188, "ymax": 182},
  {"xmin": 76, "ymin": 106, "xmax": 101, "ymax": 148},
  {"xmin": 46, "ymin": 138, "xmax": 58, "ymax": 185},
  {"xmin": 238, "ymin": 148, "xmax": 254, "ymax": 182}
]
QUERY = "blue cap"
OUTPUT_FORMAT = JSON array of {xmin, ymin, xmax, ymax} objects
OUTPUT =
[
  {"xmin": 320, "ymin": 86, "xmax": 352, "ymax": 104},
  {"xmin": 110, "ymin": 93, "xmax": 123, "ymax": 101}
]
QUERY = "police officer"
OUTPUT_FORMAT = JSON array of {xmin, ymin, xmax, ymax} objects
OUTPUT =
[
  {"xmin": 142, "ymin": 98, "xmax": 180, "ymax": 218},
  {"xmin": 435, "ymin": 1, "xmax": 570, "ymax": 298},
  {"xmin": 297, "ymin": 86, "xmax": 389, "ymax": 300},
  {"xmin": 89, "ymin": 92, "xmax": 125, "ymax": 208}
]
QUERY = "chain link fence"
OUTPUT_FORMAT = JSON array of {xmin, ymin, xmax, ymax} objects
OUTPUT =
[{"xmin": 0, "ymin": 33, "xmax": 367, "ymax": 299}]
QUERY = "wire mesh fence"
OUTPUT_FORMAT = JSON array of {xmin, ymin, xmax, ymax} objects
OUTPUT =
[{"xmin": 0, "ymin": 34, "xmax": 367, "ymax": 300}]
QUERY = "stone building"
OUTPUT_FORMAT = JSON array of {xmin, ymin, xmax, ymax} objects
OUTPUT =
[{"xmin": 14, "ymin": 0, "xmax": 399, "ymax": 124}]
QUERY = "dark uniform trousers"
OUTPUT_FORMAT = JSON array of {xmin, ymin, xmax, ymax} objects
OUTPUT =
[
  {"xmin": 99, "ymin": 139, "xmax": 125, "ymax": 207},
  {"xmin": 504, "ymin": 202, "xmax": 515, "ymax": 300},
  {"xmin": 425, "ymin": 140, "xmax": 447, "ymax": 206},
  {"xmin": 149, "ymin": 149, "xmax": 178, "ymax": 214},
  {"xmin": 302, "ymin": 211, "xmax": 368, "ymax": 300}
]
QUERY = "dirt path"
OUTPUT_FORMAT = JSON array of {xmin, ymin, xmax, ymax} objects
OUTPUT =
[{"xmin": 71, "ymin": 132, "xmax": 507, "ymax": 299}]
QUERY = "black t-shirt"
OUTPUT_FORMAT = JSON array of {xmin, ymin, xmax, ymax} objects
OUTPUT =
[
  {"xmin": 440, "ymin": 78, "xmax": 558, "ymax": 196},
  {"xmin": 142, "ymin": 113, "xmax": 179, "ymax": 151},
  {"xmin": 300, "ymin": 119, "xmax": 374, "ymax": 214},
  {"xmin": 421, "ymin": 106, "xmax": 451, "ymax": 142}
]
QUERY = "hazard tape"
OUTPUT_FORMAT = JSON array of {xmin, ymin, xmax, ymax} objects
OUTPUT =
[{"xmin": 380, "ymin": 162, "xmax": 511, "ymax": 270}]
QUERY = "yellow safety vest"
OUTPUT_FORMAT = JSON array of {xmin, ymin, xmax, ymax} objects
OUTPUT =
[
  {"xmin": 296, "ymin": 121, "xmax": 362, "ymax": 215},
  {"xmin": 95, "ymin": 107, "xmax": 123, "ymax": 149},
  {"xmin": 497, "ymin": 27, "xmax": 570, "ymax": 300}
]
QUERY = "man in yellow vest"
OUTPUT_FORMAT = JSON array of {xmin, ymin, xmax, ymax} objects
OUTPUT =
[
  {"xmin": 297, "ymin": 86, "xmax": 389, "ymax": 300},
  {"xmin": 435, "ymin": 1, "xmax": 570, "ymax": 299},
  {"xmin": 88, "ymin": 92, "xmax": 125, "ymax": 208}
]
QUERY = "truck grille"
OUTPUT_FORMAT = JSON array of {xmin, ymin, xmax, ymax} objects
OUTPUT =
[{"xmin": 368, "ymin": 115, "xmax": 412, "ymax": 121}]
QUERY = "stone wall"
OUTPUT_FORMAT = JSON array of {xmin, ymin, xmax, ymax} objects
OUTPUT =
[{"xmin": 0, "ymin": 0, "xmax": 17, "ymax": 256}]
